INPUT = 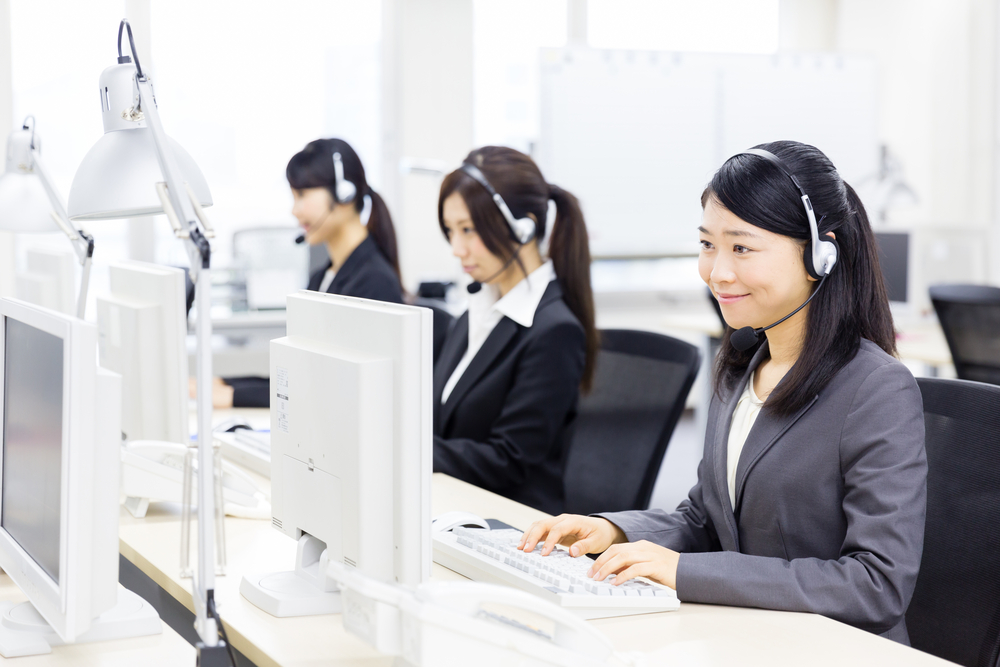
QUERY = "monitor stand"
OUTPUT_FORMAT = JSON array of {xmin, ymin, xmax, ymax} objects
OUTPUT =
[
  {"xmin": 0, "ymin": 588, "xmax": 161, "ymax": 658},
  {"xmin": 240, "ymin": 533, "xmax": 342, "ymax": 617}
]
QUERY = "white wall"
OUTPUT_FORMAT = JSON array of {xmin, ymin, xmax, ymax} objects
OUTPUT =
[
  {"xmin": 383, "ymin": 0, "xmax": 474, "ymax": 291},
  {"xmin": 0, "ymin": 0, "xmax": 15, "ymax": 298}
]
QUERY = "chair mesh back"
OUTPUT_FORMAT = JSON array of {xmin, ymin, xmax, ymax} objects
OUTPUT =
[
  {"xmin": 907, "ymin": 378, "xmax": 1000, "ymax": 667},
  {"xmin": 563, "ymin": 331, "xmax": 699, "ymax": 516},
  {"xmin": 930, "ymin": 285, "xmax": 1000, "ymax": 386}
]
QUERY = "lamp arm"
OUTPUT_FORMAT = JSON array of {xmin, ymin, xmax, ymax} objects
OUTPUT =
[
  {"xmin": 133, "ymin": 72, "xmax": 220, "ymax": 650},
  {"xmin": 30, "ymin": 149, "xmax": 94, "ymax": 319}
]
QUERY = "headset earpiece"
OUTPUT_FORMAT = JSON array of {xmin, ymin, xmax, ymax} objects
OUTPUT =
[
  {"xmin": 804, "ymin": 236, "xmax": 839, "ymax": 280},
  {"xmin": 459, "ymin": 162, "xmax": 536, "ymax": 245},
  {"xmin": 332, "ymin": 152, "xmax": 357, "ymax": 204}
]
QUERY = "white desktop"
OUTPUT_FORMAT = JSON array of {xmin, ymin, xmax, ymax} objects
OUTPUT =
[
  {"xmin": 0, "ymin": 298, "xmax": 160, "ymax": 657},
  {"xmin": 14, "ymin": 248, "xmax": 76, "ymax": 317},
  {"xmin": 241, "ymin": 291, "xmax": 433, "ymax": 617}
]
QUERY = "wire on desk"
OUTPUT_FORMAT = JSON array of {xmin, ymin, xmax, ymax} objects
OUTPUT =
[{"xmin": 207, "ymin": 593, "xmax": 239, "ymax": 667}]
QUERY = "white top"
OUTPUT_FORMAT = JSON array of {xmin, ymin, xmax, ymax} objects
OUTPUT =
[
  {"xmin": 318, "ymin": 268, "xmax": 336, "ymax": 293},
  {"xmin": 441, "ymin": 261, "xmax": 556, "ymax": 404},
  {"xmin": 726, "ymin": 370, "xmax": 764, "ymax": 511}
]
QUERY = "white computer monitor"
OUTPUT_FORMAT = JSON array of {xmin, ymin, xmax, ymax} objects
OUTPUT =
[
  {"xmin": 14, "ymin": 248, "xmax": 75, "ymax": 316},
  {"xmin": 96, "ymin": 261, "xmax": 188, "ymax": 444},
  {"xmin": 241, "ymin": 291, "xmax": 433, "ymax": 617},
  {"xmin": 0, "ymin": 298, "xmax": 160, "ymax": 656}
]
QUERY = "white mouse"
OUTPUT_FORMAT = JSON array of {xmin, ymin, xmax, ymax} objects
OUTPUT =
[{"xmin": 431, "ymin": 511, "xmax": 490, "ymax": 533}]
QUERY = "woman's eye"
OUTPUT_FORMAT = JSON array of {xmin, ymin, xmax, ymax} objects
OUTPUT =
[
  {"xmin": 733, "ymin": 244, "xmax": 751, "ymax": 255},
  {"xmin": 700, "ymin": 240, "xmax": 714, "ymax": 250}
]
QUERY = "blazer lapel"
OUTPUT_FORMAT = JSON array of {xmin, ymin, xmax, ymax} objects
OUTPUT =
[
  {"xmin": 712, "ymin": 347, "xmax": 767, "ymax": 551},
  {"xmin": 439, "ymin": 317, "xmax": 520, "ymax": 430},
  {"xmin": 732, "ymin": 364, "xmax": 820, "ymax": 515},
  {"xmin": 434, "ymin": 314, "xmax": 469, "ymax": 404}
]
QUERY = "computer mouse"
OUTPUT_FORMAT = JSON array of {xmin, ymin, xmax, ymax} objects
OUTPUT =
[
  {"xmin": 431, "ymin": 511, "xmax": 490, "ymax": 533},
  {"xmin": 214, "ymin": 418, "xmax": 252, "ymax": 433}
]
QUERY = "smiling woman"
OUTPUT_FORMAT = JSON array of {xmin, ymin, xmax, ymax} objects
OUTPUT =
[{"xmin": 520, "ymin": 141, "xmax": 928, "ymax": 647}]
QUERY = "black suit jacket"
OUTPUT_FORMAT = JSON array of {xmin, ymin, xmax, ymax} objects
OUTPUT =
[
  {"xmin": 229, "ymin": 235, "xmax": 403, "ymax": 407},
  {"xmin": 433, "ymin": 281, "xmax": 585, "ymax": 515},
  {"xmin": 305, "ymin": 235, "xmax": 402, "ymax": 304}
]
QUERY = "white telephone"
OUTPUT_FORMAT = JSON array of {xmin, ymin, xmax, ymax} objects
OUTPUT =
[
  {"xmin": 121, "ymin": 440, "xmax": 270, "ymax": 519},
  {"xmin": 330, "ymin": 562, "xmax": 644, "ymax": 667}
]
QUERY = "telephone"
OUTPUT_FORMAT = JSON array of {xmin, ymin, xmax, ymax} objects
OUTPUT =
[
  {"xmin": 121, "ymin": 440, "xmax": 270, "ymax": 519},
  {"xmin": 330, "ymin": 562, "xmax": 645, "ymax": 667}
]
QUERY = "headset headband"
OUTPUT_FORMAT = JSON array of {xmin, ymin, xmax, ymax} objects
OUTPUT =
[{"xmin": 459, "ymin": 162, "xmax": 536, "ymax": 245}]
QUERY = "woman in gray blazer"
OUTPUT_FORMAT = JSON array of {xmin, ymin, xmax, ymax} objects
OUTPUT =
[{"xmin": 519, "ymin": 141, "xmax": 928, "ymax": 645}]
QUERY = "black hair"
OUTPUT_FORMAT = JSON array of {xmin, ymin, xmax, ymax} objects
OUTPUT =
[
  {"xmin": 703, "ymin": 140, "xmax": 895, "ymax": 416},
  {"xmin": 438, "ymin": 146, "xmax": 599, "ymax": 392},
  {"xmin": 286, "ymin": 138, "xmax": 401, "ymax": 282}
]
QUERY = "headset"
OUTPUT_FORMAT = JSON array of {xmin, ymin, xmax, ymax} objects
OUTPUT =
[
  {"xmin": 459, "ymin": 162, "xmax": 536, "ymax": 245},
  {"xmin": 332, "ymin": 151, "xmax": 358, "ymax": 204},
  {"xmin": 737, "ymin": 148, "xmax": 838, "ymax": 279},
  {"xmin": 725, "ymin": 148, "xmax": 840, "ymax": 352}
]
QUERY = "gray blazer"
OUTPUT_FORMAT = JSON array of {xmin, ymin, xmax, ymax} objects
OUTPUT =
[{"xmin": 598, "ymin": 339, "xmax": 927, "ymax": 644}]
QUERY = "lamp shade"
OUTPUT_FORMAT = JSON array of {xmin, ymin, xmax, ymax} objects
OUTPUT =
[
  {"xmin": 67, "ymin": 62, "xmax": 212, "ymax": 221},
  {"xmin": 68, "ymin": 127, "xmax": 213, "ymax": 221},
  {"xmin": 0, "ymin": 127, "xmax": 60, "ymax": 233}
]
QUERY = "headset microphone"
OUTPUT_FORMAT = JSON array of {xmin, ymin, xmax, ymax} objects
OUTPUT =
[
  {"xmin": 729, "ymin": 274, "xmax": 828, "ymax": 352},
  {"xmin": 466, "ymin": 245, "xmax": 524, "ymax": 294},
  {"xmin": 295, "ymin": 233, "xmax": 306, "ymax": 244}
]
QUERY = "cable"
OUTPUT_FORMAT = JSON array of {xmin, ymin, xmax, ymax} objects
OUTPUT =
[
  {"xmin": 117, "ymin": 19, "xmax": 145, "ymax": 80},
  {"xmin": 207, "ymin": 593, "xmax": 239, "ymax": 667}
]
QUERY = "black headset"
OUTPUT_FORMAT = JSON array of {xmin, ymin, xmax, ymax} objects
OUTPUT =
[{"xmin": 459, "ymin": 162, "xmax": 536, "ymax": 244}]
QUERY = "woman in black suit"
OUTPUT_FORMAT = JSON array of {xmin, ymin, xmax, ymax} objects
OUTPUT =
[
  {"xmin": 434, "ymin": 146, "xmax": 598, "ymax": 515},
  {"xmin": 212, "ymin": 139, "xmax": 403, "ymax": 408}
]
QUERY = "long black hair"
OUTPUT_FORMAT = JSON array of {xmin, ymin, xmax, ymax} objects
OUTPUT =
[
  {"xmin": 438, "ymin": 146, "xmax": 599, "ymax": 392},
  {"xmin": 704, "ymin": 140, "xmax": 895, "ymax": 416},
  {"xmin": 286, "ymin": 138, "xmax": 401, "ymax": 282}
]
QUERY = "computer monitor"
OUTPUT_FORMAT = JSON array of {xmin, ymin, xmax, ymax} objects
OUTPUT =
[
  {"xmin": 96, "ymin": 261, "xmax": 188, "ymax": 444},
  {"xmin": 14, "ymin": 248, "xmax": 75, "ymax": 316},
  {"xmin": 0, "ymin": 298, "xmax": 159, "ymax": 656},
  {"xmin": 874, "ymin": 231, "xmax": 909, "ymax": 304},
  {"xmin": 241, "ymin": 291, "xmax": 433, "ymax": 617}
]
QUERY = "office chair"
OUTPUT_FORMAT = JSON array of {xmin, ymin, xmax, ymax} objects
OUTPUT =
[
  {"xmin": 929, "ymin": 284, "xmax": 1000, "ymax": 386},
  {"xmin": 906, "ymin": 377, "xmax": 1000, "ymax": 667},
  {"xmin": 563, "ymin": 329, "xmax": 701, "ymax": 515}
]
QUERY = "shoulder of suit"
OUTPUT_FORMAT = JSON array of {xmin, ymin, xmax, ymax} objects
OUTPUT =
[
  {"xmin": 528, "ymin": 285, "xmax": 585, "ymax": 335},
  {"xmin": 851, "ymin": 338, "xmax": 905, "ymax": 374}
]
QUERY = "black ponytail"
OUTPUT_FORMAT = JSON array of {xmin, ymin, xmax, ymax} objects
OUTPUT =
[
  {"xmin": 365, "ymin": 188, "xmax": 401, "ymax": 283},
  {"xmin": 547, "ymin": 184, "xmax": 598, "ymax": 392}
]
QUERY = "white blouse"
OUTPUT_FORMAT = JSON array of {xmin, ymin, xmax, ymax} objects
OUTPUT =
[
  {"xmin": 726, "ymin": 370, "xmax": 765, "ymax": 511},
  {"xmin": 440, "ymin": 261, "xmax": 556, "ymax": 404}
]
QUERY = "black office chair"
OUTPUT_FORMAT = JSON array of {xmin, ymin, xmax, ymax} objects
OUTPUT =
[
  {"xmin": 929, "ymin": 284, "xmax": 1000, "ymax": 386},
  {"xmin": 906, "ymin": 378, "xmax": 1000, "ymax": 667},
  {"xmin": 563, "ymin": 329, "xmax": 701, "ymax": 515}
]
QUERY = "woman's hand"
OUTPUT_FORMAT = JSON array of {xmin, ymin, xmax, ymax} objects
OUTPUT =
[
  {"xmin": 518, "ymin": 514, "xmax": 626, "ymax": 557},
  {"xmin": 587, "ymin": 541, "xmax": 680, "ymax": 589},
  {"xmin": 189, "ymin": 376, "xmax": 235, "ymax": 409}
]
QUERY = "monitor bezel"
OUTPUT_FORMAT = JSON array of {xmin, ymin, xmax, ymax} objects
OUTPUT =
[{"xmin": 0, "ymin": 298, "xmax": 96, "ymax": 642}]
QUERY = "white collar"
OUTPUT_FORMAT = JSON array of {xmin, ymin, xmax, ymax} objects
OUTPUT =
[{"xmin": 468, "ymin": 260, "xmax": 556, "ymax": 329}]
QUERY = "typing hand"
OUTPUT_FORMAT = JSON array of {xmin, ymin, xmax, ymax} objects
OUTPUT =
[
  {"xmin": 587, "ymin": 541, "xmax": 680, "ymax": 590},
  {"xmin": 518, "ymin": 514, "xmax": 626, "ymax": 557}
]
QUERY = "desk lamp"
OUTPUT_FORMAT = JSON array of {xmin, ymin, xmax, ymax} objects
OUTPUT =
[
  {"xmin": 0, "ymin": 117, "xmax": 95, "ymax": 318},
  {"xmin": 67, "ymin": 20, "xmax": 230, "ymax": 666}
]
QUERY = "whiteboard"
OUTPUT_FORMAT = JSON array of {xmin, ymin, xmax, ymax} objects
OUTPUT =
[{"xmin": 536, "ymin": 49, "xmax": 878, "ymax": 258}]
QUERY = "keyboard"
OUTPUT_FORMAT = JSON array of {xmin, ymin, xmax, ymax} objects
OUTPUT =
[
  {"xmin": 215, "ymin": 430, "xmax": 271, "ymax": 477},
  {"xmin": 433, "ymin": 527, "xmax": 680, "ymax": 620}
]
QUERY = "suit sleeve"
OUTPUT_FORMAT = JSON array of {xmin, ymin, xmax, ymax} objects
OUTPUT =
[
  {"xmin": 433, "ymin": 321, "xmax": 585, "ymax": 492},
  {"xmin": 348, "ymin": 270, "xmax": 404, "ymax": 304},
  {"xmin": 594, "ymin": 452, "xmax": 722, "ymax": 554},
  {"xmin": 674, "ymin": 362, "xmax": 927, "ymax": 635}
]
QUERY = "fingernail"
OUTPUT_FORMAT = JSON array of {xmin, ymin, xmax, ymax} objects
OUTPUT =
[{"xmin": 570, "ymin": 546, "xmax": 577, "ymax": 557}]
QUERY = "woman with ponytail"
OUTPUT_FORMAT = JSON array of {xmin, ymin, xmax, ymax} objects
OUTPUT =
[
  {"xmin": 520, "ymin": 141, "xmax": 927, "ymax": 644},
  {"xmin": 434, "ymin": 146, "xmax": 597, "ymax": 514},
  {"xmin": 209, "ymin": 138, "xmax": 403, "ymax": 408}
]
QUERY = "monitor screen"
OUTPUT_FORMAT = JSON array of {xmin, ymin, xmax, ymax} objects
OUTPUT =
[
  {"xmin": 2, "ymin": 317, "xmax": 64, "ymax": 584},
  {"xmin": 874, "ymin": 232, "xmax": 909, "ymax": 303}
]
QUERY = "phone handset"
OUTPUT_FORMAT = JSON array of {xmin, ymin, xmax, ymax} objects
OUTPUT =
[{"xmin": 414, "ymin": 581, "xmax": 630, "ymax": 663}]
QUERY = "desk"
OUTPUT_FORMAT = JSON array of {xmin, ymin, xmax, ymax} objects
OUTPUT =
[
  {"xmin": 0, "ymin": 578, "xmax": 194, "ymax": 665},
  {"xmin": 121, "ymin": 414, "xmax": 954, "ymax": 666}
]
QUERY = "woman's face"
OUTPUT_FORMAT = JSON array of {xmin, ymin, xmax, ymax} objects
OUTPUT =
[
  {"xmin": 442, "ymin": 192, "xmax": 508, "ymax": 284},
  {"xmin": 291, "ymin": 187, "xmax": 353, "ymax": 246},
  {"xmin": 698, "ymin": 199, "xmax": 816, "ymax": 330}
]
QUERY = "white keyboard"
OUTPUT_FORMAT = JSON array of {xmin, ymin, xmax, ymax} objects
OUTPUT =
[
  {"xmin": 433, "ymin": 527, "xmax": 680, "ymax": 620},
  {"xmin": 215, "ymin": 430, "xmax": 271, "ymax": 477}
]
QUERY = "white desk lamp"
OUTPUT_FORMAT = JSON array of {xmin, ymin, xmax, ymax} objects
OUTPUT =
[
  {"xmin": 0, "ymin": 117, "xmax": 95, "ymax": 318},
  {"xmin": 67, "ymin": 20, "xmax": 230, "ymax": 666}
]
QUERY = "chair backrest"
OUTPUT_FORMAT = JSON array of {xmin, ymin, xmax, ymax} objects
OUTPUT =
[
  {"xmin": 563, "ymin": 329, "xmax": 701, "ymax": 515},
  {"xmin": 906, "ymin": 377, "xmax": 1000, "ymax": 667},
  {"xmin": 411, "ymin": 297, "xmax": 456, "ymax": 365},
  {"xmin": 929, "ymin": 284, "xmax": 1000, "ymax": 386}
]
